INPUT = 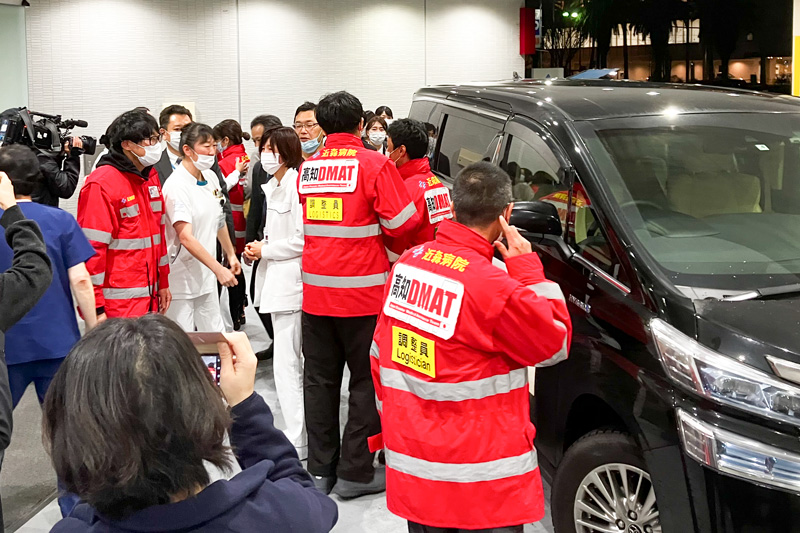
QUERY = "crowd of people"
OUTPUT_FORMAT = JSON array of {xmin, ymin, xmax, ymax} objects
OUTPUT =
[{"xmin": 0, "ymin": 90, "xmax": 571, "ymax": 532}]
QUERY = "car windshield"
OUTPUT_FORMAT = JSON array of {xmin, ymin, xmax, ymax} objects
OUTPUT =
[{"xmin": 577, "ymin": 112, "xmax": 800, "ymax": 292}]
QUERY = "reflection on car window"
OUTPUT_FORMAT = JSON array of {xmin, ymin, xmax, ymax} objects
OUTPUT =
[
  {"xmin": 569, "ymin": 181, "xmax": 627, "ymax": 282},
  {"xmin": 438, "ymin": 114, "xmax": 500, "ymax": 177},
  {"xmin": 582, "ymin": 115, "xmax": 800, "ymax": 290}
]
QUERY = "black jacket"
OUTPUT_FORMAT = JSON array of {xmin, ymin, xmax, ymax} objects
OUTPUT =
[
  {"xmin": 33, "ymin": 151, "xmax": 81, "ymax": 207},
  {"xmin": 0, "ymin": 206, "xmax": 52, "ymax": 451},
  {"xmin": 245, "ymin": 163, "xmax": 272, "ymax": 244},
  {"xmin": 152, "ymin": 150, "xmax": 174, "ymax": 187}
]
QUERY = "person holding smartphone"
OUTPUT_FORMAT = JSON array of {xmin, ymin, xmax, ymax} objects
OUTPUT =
[
  {"xmin": 243, "ymin": 126, "xmax": 306, "ymax": 458},
  {"xmin": 162, "ymin": 123, "xmax": 241, "ymax": 333},
  {"xmin": 43, "ymin": 314, "xmax": 338, "ymax": 532}
]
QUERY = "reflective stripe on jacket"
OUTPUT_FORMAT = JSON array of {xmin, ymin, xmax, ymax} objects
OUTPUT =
[
  {"xmin": 78, "ymin": 164, "xmax": 169, "ymax": 318},
  {"xmin": 371, "ymin": 219, "xmax": 572, "ymax": 529},
  {"xmin": 218, "ymin": 144, "xmax": 247, "ymax": 255},
  {"xmin": 298, "ymin": 133, "xmax": 420, "ymax": 317}
]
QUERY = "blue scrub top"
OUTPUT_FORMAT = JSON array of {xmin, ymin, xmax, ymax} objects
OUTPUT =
[{"xmin": 0, "ymin": 202, "xmax": 95, "ymax": 365}]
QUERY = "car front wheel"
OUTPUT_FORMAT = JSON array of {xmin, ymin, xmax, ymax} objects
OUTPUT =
[{"xmin": 552, "ymin": 429, "xmax": 661, "ymax": 533}]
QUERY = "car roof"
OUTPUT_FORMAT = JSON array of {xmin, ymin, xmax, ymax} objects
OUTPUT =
[{"xmin": 415, "ymin": 79, "xmax": 800, "ymax": 121}]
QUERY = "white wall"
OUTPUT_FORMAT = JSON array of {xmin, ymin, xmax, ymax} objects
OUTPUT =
[
  {"xmin": 24, "ymin": 0, "xmax": 523, "ymax": 138},
  {"xmin": 0, "ymin": 4, "xmax": 28, "ymax": 111}
]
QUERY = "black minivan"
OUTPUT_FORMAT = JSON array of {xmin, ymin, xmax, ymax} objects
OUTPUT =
[{"xmin": 409, "ymin": 80, "xmax": 800, "ymax": 533}]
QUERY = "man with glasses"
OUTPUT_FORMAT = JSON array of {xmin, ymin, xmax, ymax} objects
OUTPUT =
[
  {"xmin": 294, "ymin": 102, "xmax": 325, "ymax": 160},
  {"xmin": 78, "ymin": 109, "xmax": 172, "ymax": 321}
]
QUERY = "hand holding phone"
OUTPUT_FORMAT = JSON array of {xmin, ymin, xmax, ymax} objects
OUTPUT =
[{"xmin": 217, "ymin": 332, "xmax": 258, "ymax": 407}]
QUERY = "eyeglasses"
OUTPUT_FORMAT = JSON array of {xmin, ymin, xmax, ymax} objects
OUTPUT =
[
  {"xmin": 294, "ymin": 122, "xmax": 319, "ymax": 132},
  {"xmin": 140, "ymin": 133, "xmax": 164, "ymax": 146}
]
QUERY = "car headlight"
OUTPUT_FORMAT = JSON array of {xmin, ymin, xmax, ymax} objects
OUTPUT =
[{"xmin": 652, "ymin": 318, "xmax": 800, "ymax": 426}]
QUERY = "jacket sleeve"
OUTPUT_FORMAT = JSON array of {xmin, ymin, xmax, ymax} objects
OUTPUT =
[
  {"xmin": 246, "ymin": 170, "xmax": 264, "ymax": 243},
  {"xmin": 261, "ymin": 186, "xmax": 304, "ymax": 261},
  {"xmin": 372, "ymin": 160, "xmax": 420, "ymax": 239},
  {"xmin": 383, "ymin": 180, "xmax": 426, "ymax": 257},
  {"xmin": 0, "ymin": 206, "xmax": 53, "ymax": 332},
  {"xmin": 77, "ymin": 182, "xmax": 117, "ymax": 310},
  {"xmin": 157, "ymin": 188, "xmax": 170, "ymax": 290},
  {"xmin": 491, "ymin": 253, "xmax": 572, "ymax": 368},
  {"xmin": 213, "ymin": 162, "xmax": 236, "ymax": 244},
  {"xmin": 38, "ymin": 152, "xmax": 80, "ymax": 200}
]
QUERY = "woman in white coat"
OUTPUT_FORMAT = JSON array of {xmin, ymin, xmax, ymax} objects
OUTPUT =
[{"xmin": 243, "ymin": 127, "xmax": 306, "ymax": 457}]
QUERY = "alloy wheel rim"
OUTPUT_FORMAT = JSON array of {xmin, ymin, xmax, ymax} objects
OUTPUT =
[{"xmin": 573, "ymin": 463, "xmax": 661, "ymax": 533}]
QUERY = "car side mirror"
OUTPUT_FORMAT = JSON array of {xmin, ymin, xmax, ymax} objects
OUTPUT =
[{"xmin": 509, "ymin": 201, "xmax": 573, "ymax": 259}]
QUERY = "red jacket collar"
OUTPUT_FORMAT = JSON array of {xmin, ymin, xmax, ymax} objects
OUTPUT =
[
  {"xmin": 220, "ymin": 143, "xmax": 246, "ymax": 161},
  {"xmin": 397, "ymin": 157, "xmax": 432, "ymax": 181},
  {"xmin": 324, "ymin": 133, "xmax": 363, "ymax": 148},
  {"xmin": 434, "ymin": 219, "xmax": 495, "ymax": 261}
]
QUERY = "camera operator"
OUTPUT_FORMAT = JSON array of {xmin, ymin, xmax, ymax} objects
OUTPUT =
[{"xmin": 32, "ymin": 136, "xmax": 83, "ymax": 208}]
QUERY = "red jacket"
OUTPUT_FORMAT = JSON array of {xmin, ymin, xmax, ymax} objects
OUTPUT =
[
  {"xmin": 384, "ymin": 157, "xmax": 452, "ymax": 258},
  {"xmin": 371, "ymin": 220, "xmax": 572, "ymax": 529},
  {"xmin": 77, "ymin": 153, "xmax": 169, "ymax": 318},
  {"xmin": 297, "ymin": 133, "xmax": 420, "ymax": 317},
  {"xmin": 218, "ymin": 144, "xmax": 247, "ymax": 255}
]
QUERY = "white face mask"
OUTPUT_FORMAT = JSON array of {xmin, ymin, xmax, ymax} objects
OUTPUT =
[
  {"xmin": 216, "ymin": 141, "xmax": 226, "ymax": 155},
  {"xmin": 167, "ymin": 131, "xmax": 182, "ymax": 151},
  {"xmin": 260, "ymin": 151, "xmax": 282, "ymax": 175},
  {"xmin": 384, "ymin": 118, "xmax": 394, "ymax": 126},
  {"xmin": 134, "ymin": 142, "xmax": 163, "ymax": 166},
  {"xmin": 369, "ymin": 131, "xmax": 386, "ymax": 145},
  {"xmin": 191, "ymin": 151, "xmax": 216, "ymax": 172}
]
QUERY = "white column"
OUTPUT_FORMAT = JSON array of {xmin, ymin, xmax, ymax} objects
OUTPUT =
[{"xmin": 793, "ymin": 0, "xmax": 800, "ymax": 95}]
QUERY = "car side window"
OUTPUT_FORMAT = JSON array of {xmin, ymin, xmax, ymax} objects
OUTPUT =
[
  {"xmin": 570, "ymin": 178, "xmax": 629, "ymax": 285},
  {"xmin": 437, "ymin": 112, "xmax": 502, "ymax": 178}
]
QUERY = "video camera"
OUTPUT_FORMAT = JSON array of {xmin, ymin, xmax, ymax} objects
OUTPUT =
[{"xmin": 0, "ymin": 107, "xmax": 97, "ymax": 157}]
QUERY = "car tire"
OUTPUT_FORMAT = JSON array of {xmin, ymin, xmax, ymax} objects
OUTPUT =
[{"xmin": 552, "ymin": 429, "xmax": 661, "ymax": 533}]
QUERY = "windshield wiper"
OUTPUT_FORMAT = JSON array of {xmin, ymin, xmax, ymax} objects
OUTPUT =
[{"xmin": 722, "ymin": 283, "xmax": 800, "ymax": 302}]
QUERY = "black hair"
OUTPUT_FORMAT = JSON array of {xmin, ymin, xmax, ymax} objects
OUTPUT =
[
  {"xmin": 0, "ymin": 145, "xmax": 42, "ymax": 196},
  {"xmin": 213, "ymin": 119, "xmax": 250, "ymax": 145},
  {"xmin": 424, "ymin": 122, "xmax": 437, "ymax": 136},
  {"xmin": 179, "ymin": 122, "xmax": 215, "ymax": 156},
  {"xmin": 375, "ymin": 106, "xmax": 394, "ymax": 119},
  {"xmin": 316, "ymin": 91, "xmax": 363, "ymax": 135},
  {"xmin": 387, "ymin": 119, "xmax": 428, "ymax": 160},
  {"xmin": 294, "ymin": 102, "xmax": 316, "ymax": 120},
  {"xmin": 363, "ymin": 110, "xmax": 375, "ymax": 123},
  {"xmin": 250, "ymin": 114, "xmax": 282, "ymax": 131},
  {"xmin": 159, "ymin": 105, "xmax": 193, "ymax": 129},
  {"xmin": 452, "ymin": 161, "xmax": 512, "ymax": 227},
  {"xmin": 43, "ymin": 315, "xmax": 232, "ymax": 521},
  {"xmin": 108, "ymin": 109, "xmax": 159, "ymax": 153},
  {"xmin": 264, "ymin": 127, "xmax": 304, "ymax": 170}
]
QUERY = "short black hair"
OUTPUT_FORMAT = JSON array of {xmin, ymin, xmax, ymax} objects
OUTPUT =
[
  {"xmin": 0, "ymin": 145, "xmax": 42, "ymax": 196},
  {"xmin": 213, "ymin": 119, "xmax": 250, "ymax": 145},
  {"xmin": 387, "ymin": 119, "xmax": 429, "ymax": 160},
  {"xmin": 424, "ymin": 122, "xmax": 437, "ymax": 136},
  {"xmin": 452, "ymin": 161, "xmax": 512, "ymax": 227},
  {"xmin": 180, "ymin": 122, "xmax": 215, "ymax": 156},
  {"xmin": 250, "ymin": 114, "xmax": 282, "ymax": 131},
  {"xmin": 108, "ymin": 109, "xmax": 159, "ymax": 153},
  {"xmin": 294, "ymin": 102, "xmax": 316, "ymax": 120},
  {"xmin": 43, "ymin": 315, "xmax": 232, "ymax": 521},
  {"xmin": 316, "ymin": 91, "xmax": 363, "ymax": 135},
  {"xmin": 375, "ymin": 106, "xmax": 394, "ymax": 119},
  {"xmin": 158, "ymin": 105, "xmax": 193, "ymax": 129}
]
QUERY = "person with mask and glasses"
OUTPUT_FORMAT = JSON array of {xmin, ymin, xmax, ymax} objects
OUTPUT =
[
  {"xmin": 78, "ymin": 109, "xmax": 172, "ymax": 321},
  {"xmin": 294, "ymin": 102, "xmax": 325, "ymax": 160},
  {"xmin": 162, "ymin": 123, "xmax": 240, "ymax": 333},
  {"xmin": 153, "ymin": 105, "xmax": 193, "ymax": 186}
]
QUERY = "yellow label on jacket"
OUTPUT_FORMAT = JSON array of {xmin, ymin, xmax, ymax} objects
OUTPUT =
[
  {"xmin": 307, "ymin": 197, "xmax": 343, "ymax": 221},
  {"xmin": 392, "ymin": 326, "xmax": 435, "ymax": 378}
]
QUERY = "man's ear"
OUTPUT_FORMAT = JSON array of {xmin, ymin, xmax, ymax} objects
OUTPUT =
[
  {"xmin": 358, "ymin": 118, "xmax": 364, "ymax": 134},
  {"xmin": 504, "ymin": 202, "xmax": 515, "ymax": 221}
]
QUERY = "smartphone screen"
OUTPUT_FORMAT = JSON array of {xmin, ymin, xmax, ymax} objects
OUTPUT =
[
  {"xmin": 201, "ymin": 355, "xmax": 221, "ymax": 385},
  {"xmin": 188, "ymin": 332, "xmax": 226, "ymax": 386}
]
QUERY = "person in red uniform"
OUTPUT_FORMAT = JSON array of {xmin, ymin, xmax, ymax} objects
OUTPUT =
[
  {"xmin": 78, "ymin": 109, "xmax": 171, "ymax": 321},
  {"xmin": 298, "ymin": 91, "xmax": 420, "ymax": 499},
  {"xmin": 213, "ymin": 119, "xmax": 250, "ymax": 329},
  {"xmin": 383, "ymin": 119, "xmax": 452, "ymax": 261},
  {"xmin": 371, "ymin": 161, "xmax": 572, "ymax": 533}
]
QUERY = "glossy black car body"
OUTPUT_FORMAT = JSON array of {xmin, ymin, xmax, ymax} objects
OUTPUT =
[{"xmin": 409, "ymin": 80, "xmax": 800, "ymax": 533}]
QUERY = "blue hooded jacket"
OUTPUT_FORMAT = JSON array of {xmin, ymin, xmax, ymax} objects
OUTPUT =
[{"xmin": 51, "ymin": 393, "xmax": 338, "ymax": 532}]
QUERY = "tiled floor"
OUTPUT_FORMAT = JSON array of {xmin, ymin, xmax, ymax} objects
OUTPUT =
[{"xmin": 16, "ymin": 264, "xmax": 555, "ymax": 532}]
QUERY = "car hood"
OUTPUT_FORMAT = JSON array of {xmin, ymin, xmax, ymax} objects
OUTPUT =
[{"xmin": 694, "ymin": 297, "xmax": 800, "ymax": 374}]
